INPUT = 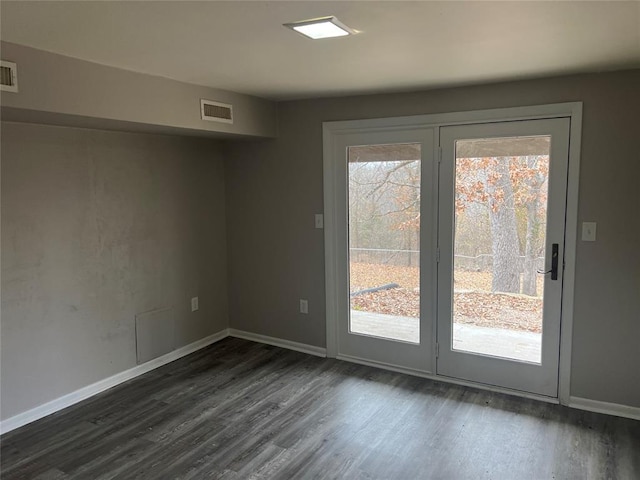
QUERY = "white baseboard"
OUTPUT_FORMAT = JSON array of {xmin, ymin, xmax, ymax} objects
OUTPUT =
[
  {"xmin": 4, "ymin": 329, "xmax": 635, "ymax": 435},
  {"xmin": 569, "ymin": 396, "xmax": 640, "ymax": 421},
  {"xmin": 0, "ymin": 328, "xmax": 230, "ymax": 435},
  {"xmin": 228, "ymin": 328, "xmax": 326, "ymax": 358}
]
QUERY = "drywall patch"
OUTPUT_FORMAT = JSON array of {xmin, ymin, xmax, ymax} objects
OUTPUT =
[{"xmin": 135, "ymin": 307, "xmax": 174, "ymax": 364}]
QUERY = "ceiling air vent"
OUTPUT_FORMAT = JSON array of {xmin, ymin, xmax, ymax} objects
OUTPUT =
[
  {"xmin": 200, "ymin": 99, "xmax": 233, "ymax": 124},
  {"xmin": 0, "ymin": 61, "xmax": 18, "ymax": 92}
]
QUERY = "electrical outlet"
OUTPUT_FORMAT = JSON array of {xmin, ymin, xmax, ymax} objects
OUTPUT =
[
  {"xmin": 300, "ymin": 299, "xmax": 308, "ymax": 314},
  {"xmin": 191, "ymin": 297, "xmax": 199, "ymax": 312}
]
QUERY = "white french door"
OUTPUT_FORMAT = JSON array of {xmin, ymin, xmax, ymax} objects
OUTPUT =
[
  {"xmin": 324, "ymin": 105, "xmax": 578, "ymax": 399},
  {"xmin": 436, "ymin": 118, "xmax": 570, "ymax": 397},
  {"xmin": 329, "ymin": 127, "xmax": 436, "ymax": 372}
]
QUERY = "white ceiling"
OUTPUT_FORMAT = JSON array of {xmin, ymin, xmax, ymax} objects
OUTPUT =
[{"xmin": 1, "ymin": 1, "xmax": 639, "ymax": 100}]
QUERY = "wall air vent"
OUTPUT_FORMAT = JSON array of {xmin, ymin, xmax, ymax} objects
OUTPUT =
[
  {"xmin": 200, "ymin": 99, "xmax": 233, "ymax": 124},
  {"xmin": 0, "ymin": 61, "xmax": 18, "ymax": 92}
]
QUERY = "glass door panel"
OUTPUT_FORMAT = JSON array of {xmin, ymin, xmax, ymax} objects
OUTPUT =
[
  {"xmin": 437, "ymin": 118, "xmax": 570, "ymax": 397},
  {"xmin": 332, "ymin": 127, "xmax": 435, "ymax": 373},
  {"xmin": 348, "ymin": 143, "xmax": 421, "ymax": 344},
  {"xmin": 452, "ymin": 137, "xmax": 550, "ymax": 363}
]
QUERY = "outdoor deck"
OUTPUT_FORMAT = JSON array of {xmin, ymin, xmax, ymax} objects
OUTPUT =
[{"xmin": 350, "ymin": 310, "xmax": 541, "ymax": 363}]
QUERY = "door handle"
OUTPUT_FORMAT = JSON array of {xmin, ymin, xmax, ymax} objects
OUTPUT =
[
  {"xmin": 537, "ymin": 243, "xmax": 559, "ymax": 280},
  {"xmin": 550, "ymin": 243, "xmax": 559, "ymax": 280}
]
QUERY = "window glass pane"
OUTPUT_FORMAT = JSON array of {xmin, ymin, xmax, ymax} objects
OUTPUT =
[
  {"xmin": 348, "ymin": 143, "xmax": 421, "ymax": 344},
  {"xmin": 452, "ymin": 136, "xmax": 550, "ymax": 363}
]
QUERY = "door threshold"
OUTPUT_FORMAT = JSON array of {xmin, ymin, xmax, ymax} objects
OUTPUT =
[{"xmin": 336, "ymin": 353, "xmax": 560, "ymax": 405}]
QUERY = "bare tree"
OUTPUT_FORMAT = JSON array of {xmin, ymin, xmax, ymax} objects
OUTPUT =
[{"xmin": 456, "ymin": 154, "xmax": 549, "ymax": 295}]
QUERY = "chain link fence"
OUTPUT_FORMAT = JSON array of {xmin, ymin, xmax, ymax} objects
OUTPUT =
[{"xmin": 350, "ymin": 248, "xmax": 545, "ymax": 271}]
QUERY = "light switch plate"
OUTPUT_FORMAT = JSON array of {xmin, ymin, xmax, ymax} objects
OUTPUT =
[
  {"xmin": 300, "ymin": 299, "xmax": 309, "ymax": 314},
  {"xmin": 582, "ymin": 222, "xmax": 597, "ymax": 241},
  {"xmin": 315, "ymin": 214, "xmax": 324, "ymax": 229},
  {"xmin": 191, "ymin": 297, "xmax": 199, "ymax": 311}
]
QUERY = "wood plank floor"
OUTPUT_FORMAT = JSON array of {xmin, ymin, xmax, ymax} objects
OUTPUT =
[{"xmin": 1, "ymin": 337, "xmax": 639, "ymax": 479}]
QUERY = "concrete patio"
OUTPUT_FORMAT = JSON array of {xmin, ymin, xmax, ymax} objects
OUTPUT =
[{"xmin": 350, "ymin": 310, "xmax": 541, "ymax": 363}]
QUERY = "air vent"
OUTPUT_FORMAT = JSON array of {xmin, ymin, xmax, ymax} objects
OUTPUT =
[
  {"xmin": 200, "ymin": 99, "xmax": 233, "ymax": 124},
  {"xmin": 0, "ymin": 61, "xmax": 18, "ymax": 92}
]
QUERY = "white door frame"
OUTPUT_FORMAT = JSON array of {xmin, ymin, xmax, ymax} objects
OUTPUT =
[
  {"xmin": 437, "ymin": 117, "xmax": 570, "ymax": 397},
  {"xmin": 323, "ymin": 102, "xmax": 582, "ymax": 405}
]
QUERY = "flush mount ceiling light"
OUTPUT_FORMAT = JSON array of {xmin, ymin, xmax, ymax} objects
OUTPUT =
[{"xmin": 284, "ymin": 16, "xmax": 356, "ymax": 40}]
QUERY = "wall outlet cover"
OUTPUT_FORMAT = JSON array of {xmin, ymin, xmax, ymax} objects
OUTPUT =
[
  {"xmin": 300, "ymin": 299, "xmax": 309, "ymax": 314},
  {"xmin": 582, "ymin": 222, "xmax": 597, "ymax": 242}
]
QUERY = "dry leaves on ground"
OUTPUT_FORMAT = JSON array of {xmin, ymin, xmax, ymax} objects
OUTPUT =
[
  {"xmin": 350, "ymin": 262, "xmax": 544, "ymax": 293},
  {"xmin": 350, "ymin": 263, "xmax": 419, "ymax": 290},
  {"xmin": 350, "ymin": 262, "xmax": 543, "ymax": 333},
  {"xmin": 454, "ymin": 292, "xmax": 542, "ymax": 333},
  {"xmin": 352, "ymin": 288, "xmax": 420, "ymax": 318}
]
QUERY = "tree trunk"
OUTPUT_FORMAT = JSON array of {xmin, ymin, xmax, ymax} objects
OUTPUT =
[
  {"xmin": 488, "ymin": 157, "xmax": 521, "ymax": 293},
  {"xmin": 522, "ymin": 200, "xmax": 538, "ymax": 296},
  {"xmin": 523, "ymin": 156, "xmax": 546, "ymax": 297}
]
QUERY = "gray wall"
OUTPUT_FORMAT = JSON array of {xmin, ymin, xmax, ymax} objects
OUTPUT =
[
  {"xmin": 1, "ymin": 42, "xmax": 277, "ymax": 139},
  {"xmin": 2, "ymin": 68, "xmax": 638, "ymax": 423},
  {"xmin": 224, "ymin": 69, "xmax": 640, "ymax": 408},
  {"xmin": 1, "ymin": 122, "xmax": 228, "ymax": 420}
]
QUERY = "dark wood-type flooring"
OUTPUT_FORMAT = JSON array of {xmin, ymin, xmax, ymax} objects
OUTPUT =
[{"xmin": 1, "ymin": 337, "xmax": 639, "ymax": 479}]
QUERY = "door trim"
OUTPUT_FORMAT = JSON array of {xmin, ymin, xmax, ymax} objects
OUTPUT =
[
  {"xmin": 336, "ymin": 352, "xmax": 561, "ymax": 405},
  {"xmin": 436, "ymin": 118, "xmax": 570, "ymax": 397},
  {"xmin": 323, "ymin": 102, "xmax": 582, "ymax": 405}
]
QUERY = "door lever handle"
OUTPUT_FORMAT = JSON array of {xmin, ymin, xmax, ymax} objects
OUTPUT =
[
  {"xmin": 537, "ymin": 243, "xmax": 559, "ymax": 280},
  {"xmin": 550, "ymin": 243, "xmax": 559, "ymax": 280}
]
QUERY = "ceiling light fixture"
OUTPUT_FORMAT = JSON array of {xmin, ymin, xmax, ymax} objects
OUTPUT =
[{"xmin": 284, "ymin": 16, "xmax": 356, "ymax": 40}]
